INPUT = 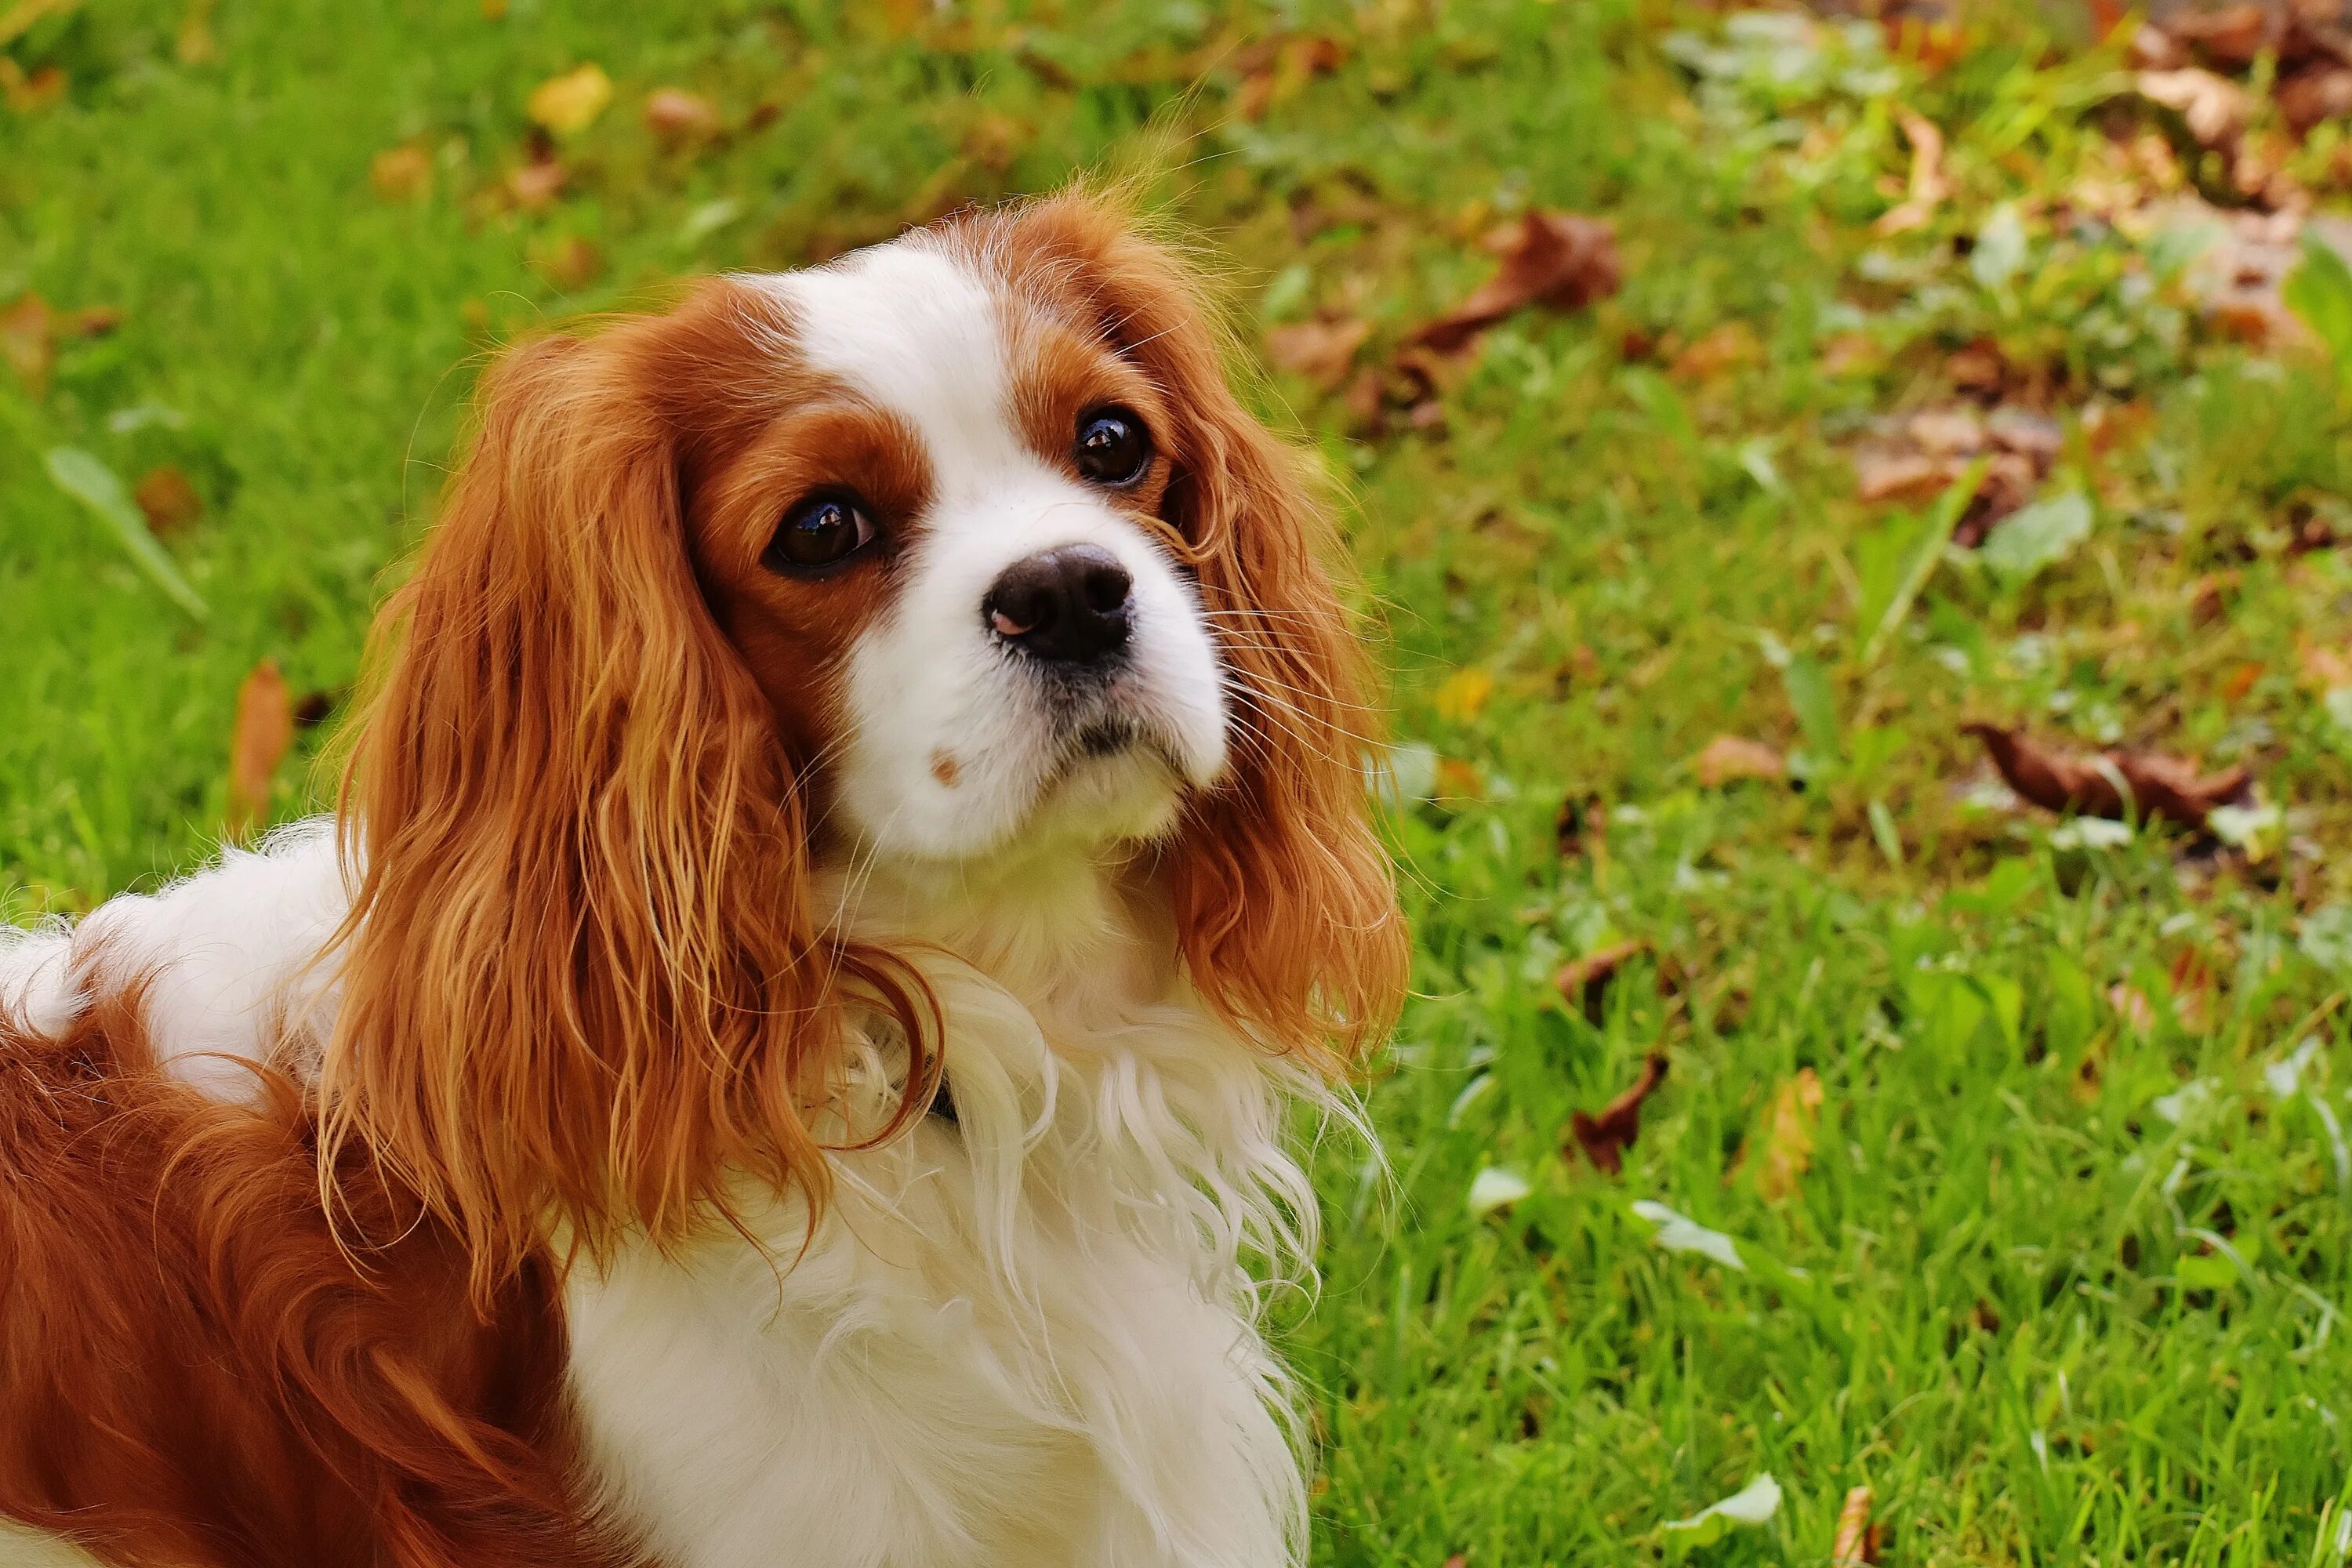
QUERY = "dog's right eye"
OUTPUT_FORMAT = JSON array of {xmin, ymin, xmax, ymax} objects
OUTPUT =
[{"xmin": 764, "ymin": 492, "xmax": 877, "ymax": 572}]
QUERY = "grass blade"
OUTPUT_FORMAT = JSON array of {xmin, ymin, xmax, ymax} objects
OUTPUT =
[{"xmin": 44, "ymin": 446, "xmax": 209, "ymax": 622}]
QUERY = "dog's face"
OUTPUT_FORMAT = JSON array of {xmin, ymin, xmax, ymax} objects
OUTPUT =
[
  {"xmin": 326, "ymin": 194, "xmax": 1407, "ymax": 1277},
  {"xmin": 690, "ymin": 235, "xmax": 1229, "ymax": 866}
]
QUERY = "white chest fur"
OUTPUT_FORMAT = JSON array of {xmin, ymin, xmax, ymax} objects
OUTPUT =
[{"xmin": 562, "ymin": 875, "xmax": 1323, "ymax": 1568}]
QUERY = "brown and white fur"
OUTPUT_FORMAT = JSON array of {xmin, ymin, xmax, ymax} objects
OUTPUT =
[{"xmin": 0, "ymin": 192, "xmax": 1406, "ymax": 1568}]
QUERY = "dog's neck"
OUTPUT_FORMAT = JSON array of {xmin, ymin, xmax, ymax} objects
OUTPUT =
[{"xmin": 822, "ymin": 837, "xmax": 1177, "ymax": 1026}]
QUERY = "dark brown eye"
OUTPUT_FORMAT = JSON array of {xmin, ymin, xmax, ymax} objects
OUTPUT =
[
  {"xmin": 764, "ymin": 492, "xmax": 877, "ymax": 572},
  {"xmin": 1074, "ymin": 407, "xmax": 1152, "ymax": 486}
]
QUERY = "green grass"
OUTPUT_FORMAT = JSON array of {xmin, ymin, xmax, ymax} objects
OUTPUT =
[{"xmin": 15, "ymin": 1, "xmax": 2352, "ymax": 1561}]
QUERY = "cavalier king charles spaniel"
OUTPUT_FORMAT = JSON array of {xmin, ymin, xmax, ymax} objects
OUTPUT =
[{"xmin": 0, "ymin": 191, "xmax": 1406, "ymax": 1568}]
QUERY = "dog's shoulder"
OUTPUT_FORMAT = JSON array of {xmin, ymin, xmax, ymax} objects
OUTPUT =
[{"xmin": 1, "ymin": 818, "xmax": 349, "ymax": 1100}]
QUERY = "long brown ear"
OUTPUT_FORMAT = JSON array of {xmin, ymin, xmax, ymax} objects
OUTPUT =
[
  {"xmin": 985, "ymin": 193, "xmax": 1410, "ymax": 1072},
  {"xmin": 322, "ymin": 299, "xmax": 929, "ymax": 1294}
]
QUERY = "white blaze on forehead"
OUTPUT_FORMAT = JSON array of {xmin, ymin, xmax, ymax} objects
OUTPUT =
[{"xmin": 768, "ymin": 240, "xmax": 1020, "ymax": 489}]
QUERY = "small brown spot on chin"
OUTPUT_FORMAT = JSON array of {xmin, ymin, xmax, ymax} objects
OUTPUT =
[{"xmin": 930, "ymin": 750, "xmax": 961, "ymax": 788}]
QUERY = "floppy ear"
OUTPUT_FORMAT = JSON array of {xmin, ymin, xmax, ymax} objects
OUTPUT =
[
  {"xmin": 322, "ymin": 298, "xmax": 930, "ymax": 1294},
  {"xmin": 990, "ymin": 194, "xmax": 1410, "ymax": 1071}
]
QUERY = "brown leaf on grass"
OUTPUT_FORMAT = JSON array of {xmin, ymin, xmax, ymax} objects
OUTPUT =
[
  {"xmin": 2138, "ymin": 68, "xmax": 2250, "ymax": 149},
  {"xmin": 1694, "ymin": 735, "xmax": 1784, "ymax": 787},
  {"xmin": 1962, "ymin": 722, "xmax": 2252, "ymax": 831},
  {"xmin": 2280, "ymin": 67, "xmax": 2352, "ymax": 133},
  {"xmin": 1853, "ymin": 448, "xmax": 1951, "ymax": 504},
  {"xmin": 2165, "ymin": 2, "xmax": 2272, "ymax": 71},
  {"xmin": 2297, "ymin": 637, "xmax": 2352, "ymax": 691},
  {"xmin": 1403, "ymin": 212, "xmax": 1621, "ymax": 354},
  {"xmin": 1265, "ymin": 315, "xmax": 1372, "ymax": 390},
  {"xmin": 133, "ymin": 466, "xmax": 203, "ymax": 537},
  {"xmin": 1, "ymin": 292, "xmax": 53, "ymax": 394},
  {"xmin": 1874, "ymin": 108, "xmax": 1950, "ymax": 235},
  {"xmin": 227, "ymin": 659, "xmax": 294, "ymax": 838},
  {"xmin": 529, "ymin": 234, "xmax": 604, "ymax": 292},
  {"xmin": 644, "ymin": 88, "xmax": 719, "ymax": 143},
  {"xmin": 1753, "ymin": 1068, "xmax": 1824, "ymax": 1203},
  {"xmin": 1831, "ymin": 1485, "xmax": 1879, "ymax": 1566},
  {"xmin": 1566, "ymin": 1052, "xmax": 1669, "ymax": 1175},
  {"xmin": 0, "ymin": 59, "xmax": 66, "ymax": 114},
  {"xmin": 1556, "ymin": 938, "xmax": 1650, "ymax": 1024},
  {"xmin": 370, "ymin": 145, "xmax": 433, "ymax": 201},
  {"xmin": 1667, "ymin": 321, "xmax": 1758, "ymax": 382},
  {"xmin": 507, "ymin": 158, "xmax": 568, "ymax": 212}
]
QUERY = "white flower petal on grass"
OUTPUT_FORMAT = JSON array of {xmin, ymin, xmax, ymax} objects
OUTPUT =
[
  {"xmin": 1661, "ymin": 1473, "xmax": 1782, "ymax": 1544},
  {"xmin": 2267, "ymin": 1036, "xmax": 2324, "ymax": 1099},
  {"xmin": 2209, "ymin": 800, "xmax": 2280, "ymax": 851},
  {"xmin": 2050, "ymin": 816, "xmax": 2132, "ymax": 851},
  {"xmin": 1632, "ymin": 1200, "xmax": 1746, "ymax": 1272},
  {"xmin": 2154, "ymin": 1079, "xmax": 2216, "ymax": 1126},
  {"xmin": 1468, "ymin": 1167, "xmax": 1532, "ymax": 1220}
]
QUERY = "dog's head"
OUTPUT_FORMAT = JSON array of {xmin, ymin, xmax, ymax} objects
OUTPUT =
[{"xmin": 324, "ymin": 192, "xmax": 1406, "ymax": 1279}]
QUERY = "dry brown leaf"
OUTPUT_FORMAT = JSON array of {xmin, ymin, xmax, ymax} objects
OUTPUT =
[
  {"xmin": 0, "ymin": 58, "xmax": 66, "ymax": 113},
  {"xmin": 0, "ymin": 292, "xmax": 52, "ymax": 394},
  {"xmin": 2298, "ymin": 637, "xmax": 2352, "ymax": 691},
  {"xmin": 1694, "ymin": 735, "xmax": 1784, "ymax": 786},
  {"xmin": 1667, "ymin": 321, "xmax": 1758, "ymax": 382},
  {"xmin": 1831, "ymin": 1485, "xmax": 1878, "ymax": 1566},
  {"xmin": 133, "ymin": 466, "xmax": 204, "ymax": 537},
  {"xmin": 1874, "ymin": 108, "xmax": 1950, "ymax": 235},
  {"xmin": 2138, "ymin": 68, "xmax": 2250, "ymax": 149},
  {"xmin": 1555, "ymin": 938, "xmax": 1650, "ymax": 1024},
  {"xmin": 1403, "ymin": 211, "xmax": 1621, "ymax": 354},
  {"xmin": 528, "ymin": 63, "xmax": 612, "ymax": 137},
  {"xmin": 2165, "ymin": 2, "xmax": 2272, "ymax": 70},
  {"xmin": 644, "ymin": 87, "xmax": 720, "ymax": 144},
  {"xmin": 507, "ymin": 158, "xmax": 568, "ymax": 212},
  {"xmin": 1853, "ymin": 448, "xmax": 1954, "ymax": 504},
  {"xmin": 1265, "ymin": 315, "xmax": 1372, "ymax": 390},
  {"xmin": 1962, "ymin": 722, "xmax": 2252, "ymax": 831},
  {"xmin": 529, "ymin": 234, "xmax": 604, "ymax": 292},
  {"xmin": 370, "ymin": 145, "xmax": 433, "ymax": 201},
  {"xmin": 1566, "ymin": 1052, "xmax": 1669, "ymax": 1176},
  {"xmin": 1753, "ymin": 1068, "xmax": 1824, "ymax": 1203},
  {"xmin": 2281, "ymin": 67, "xmax": 2352, "ymax": 134},
  {"xmin": 227, "ymin": 659, "xmax": 294, "ymax": 838}
]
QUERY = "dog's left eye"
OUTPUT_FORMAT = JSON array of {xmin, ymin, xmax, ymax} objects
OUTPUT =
[
  {"xmin": 1074, "ymin": 407, "xmax": 1152, "ymax": 486},
  {"xmin": 764, "ymin": 492, "xmax": 877, "ymax": 572}
]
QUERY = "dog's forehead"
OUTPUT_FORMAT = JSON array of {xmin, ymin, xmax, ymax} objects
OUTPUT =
[{"xmin": 759, "ymin": 239, "xmax": 1021, "ymax": 477}]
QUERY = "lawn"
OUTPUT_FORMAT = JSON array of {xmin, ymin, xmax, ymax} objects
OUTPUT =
[{"xmin": 13, "ymin": 0, "xmax": 2352, "ymax": 1562}]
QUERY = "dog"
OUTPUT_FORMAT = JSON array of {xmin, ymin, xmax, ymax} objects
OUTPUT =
[{"xmin": 0, "ymin": 191, "xmax": 1406, "ymax": 1568}]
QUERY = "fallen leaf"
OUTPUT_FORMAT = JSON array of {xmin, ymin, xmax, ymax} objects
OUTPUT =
[
  {"xmin": 1631, "ymin": 1200, "xmax": 1745, "ymax": 1271},
  {"xmin": 1831, "ymin": 1486, "xmax": 1878, "ymax": 1567},
  {"xmin": 132, "ymin": 466, "xmax": 203, "ymax": 536},
  {"xmin": 1403, "ymin": 211, "xmax": 1621, "ymax": 354},
  {"xmin": 0, "ymin": 59, "xmax": 65, "ymax": 113},
  {"xmin": 507, "ymin": 158, "xmax": 568, "ymax": 212},
  {"xmin": 1694, "ymin": 734, "xmax": 1784, "ymax": 786},
  {"xmin": 1567, "ymin": 1052, "xmax": 1669, "ymax": 1175},
  {"xmin": 370, "ymin": 145, "xmax": 433, "ymax": 201},
  {"xmin": 1661, "ymin": 1475, "xmax": 1782, "ymax": 1544},
  {"xmin": 2298, "ymin": 637, "xmax": 2352, "ymax": 691},
  {"xmin": 1853, "ymin": 448, "xmax": 1951, "ymax": 503},
  {"xmin": 1874, "ymin": 108, "xmax": 1950, "ymax": 234},
  {"xmin": 1752, "ymin": 1067, "xmax": 1824, "ymax": 1203},
  {"xmin": 1265, "ymin": 315, "xmax": 1372, "ymax": 390},
  {"xmin": 2281, "ymin": 67, "xmax": 2352, "ymax": 138},
  {"xmin": 1432, "ymin": 666, "xmax": 1495, "ymax": 724},
  {"xmin": 2223, "ymin": 660, "xmax": 2263, "ymax": 702},
  {"xmin": 1556, "ymin": 938, "xmax": 1650, "ymax": 1024},
  {"xmin": 227, "ymin": 659, "xmax": 294, "ymax": 837},
  {"xmin": 2165, "ymin": 2, "xmax": 2271, "ymax": 70},
  {"xmin": 528, "ymin": 63, "xmax": 613, "ymax": 137},
  {"xmin": 174, "ymin": 0, "xmax": 217, "ymax": 64},
  {"xmin": 1, "ymin": 292, "xmax": 52, "ymax": 394},
  {"xmin": 1467, "ymin": 1167, "xmax": 1532, "ymax": 1220},
  {"xmin": 529, "ymin": 233, "xmax": 604, "ymax": 292},
  {"xmin": 1963, "ymin": 723, "xmax": 2252, "ymax": 831},
  {"xmin": 1667, "ymin": 321, "xmax": 1758, "ymax": 382},
  {"xmin": 44, "ymin": 448, "xmax": 209, "ymax": 620},
  {"xmin": 644, "ymin": 86, "xmax": 720, "ymax": 143},
  {"xmin": 2139, "ymin": 68, "xmax": 2249, "ymax": 149}
]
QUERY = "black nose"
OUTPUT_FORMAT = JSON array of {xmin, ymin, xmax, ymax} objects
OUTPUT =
[{"xmin": 983, "ymin": 544, "xmax": 1133, "ymax": 664}]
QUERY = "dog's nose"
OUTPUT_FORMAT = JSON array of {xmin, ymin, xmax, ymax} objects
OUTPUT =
[{"xmin": 984, "ymin": 545, "xmax": 1133, "ymax": 664}]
